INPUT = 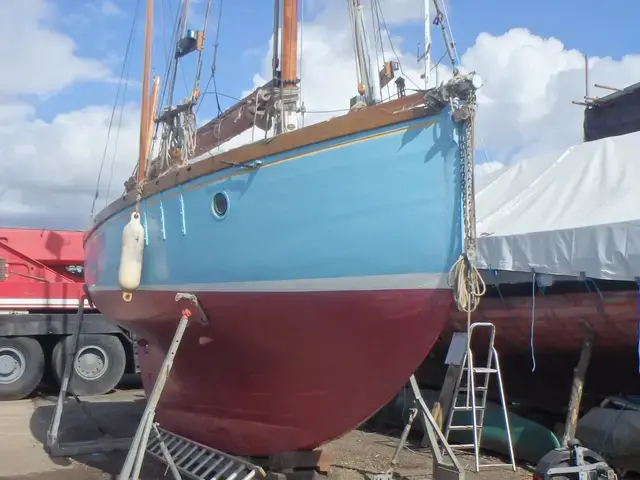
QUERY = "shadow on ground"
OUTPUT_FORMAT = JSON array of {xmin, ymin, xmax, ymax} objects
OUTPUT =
[{"xmin": 27, "ymin": 390, "xmax": 166, "ymax": 479}]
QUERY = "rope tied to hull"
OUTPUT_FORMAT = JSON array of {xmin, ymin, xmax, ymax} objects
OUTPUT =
[{"xmin": 449, "ymin": 254, "xmax": 486, "ymax": 315}]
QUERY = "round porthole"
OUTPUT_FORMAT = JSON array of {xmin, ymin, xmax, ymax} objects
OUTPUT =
[{"xmin": 212, "ymin": 192, "xmax": 229, "ymax": 218}]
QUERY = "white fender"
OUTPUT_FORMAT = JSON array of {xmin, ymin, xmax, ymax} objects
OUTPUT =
[{"xmin": 118, "ymin": 211, "xmax": 145, "ymax": 302}]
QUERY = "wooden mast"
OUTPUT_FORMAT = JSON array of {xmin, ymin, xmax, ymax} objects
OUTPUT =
[
  {"xmin": 281, "ymin": 0, "xmax": 298, "ymax": 89},
  {"xmin": 145, "ymin": 76, "xmax": 160, "ymax": 159},
  {"xmin": 278, "ymin": 0, "xmax": 299, "ymax": 133},
  {"xmin": 137, "ymin": 0, "xmax": 154, "ymax": 185}
]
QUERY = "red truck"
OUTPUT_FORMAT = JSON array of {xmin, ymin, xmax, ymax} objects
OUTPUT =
[{"xmin": 0, "ymin": 227, "xmax": 138, "ymax": 400}]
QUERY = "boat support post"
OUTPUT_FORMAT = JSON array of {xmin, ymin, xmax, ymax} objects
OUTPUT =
[
  {"xmin": 561, "ymin": 321, "xmax": 594, "ymax": 448},
  {"xmin": 118, "ymin": 293, "xmax": 263, "ymax": 480},
  {"xmin": 533, "ymin": 321, "xmax": 617, "ymax": 480},
  {"xmin": 118, "ymin": 292, "xmax": 208, "ymax": 479},
  {"xmin": 372, "ymin": 374, "xmax": 465, "ymax": 480},
  {"xmin": 46, "ymin": 285, "xmax": 133, "ymax": 457}
]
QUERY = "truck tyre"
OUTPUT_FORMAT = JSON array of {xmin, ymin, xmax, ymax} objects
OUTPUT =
[
  {"xmin": 0, "ymin": 337, "xmax": 45, "ymax": 400},
  {"xmin": 52, "ymin": 334, "xmax": 126, "ymax": 397}
]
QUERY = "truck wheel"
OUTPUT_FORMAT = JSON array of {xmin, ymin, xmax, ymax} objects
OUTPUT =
[
  {"xmin": 0, "ymin": 337, "xmax": 45, "ymax": 400},
  {"xmin": 52, "ymin": 334, "xmax": 126, "ymax": 397}
]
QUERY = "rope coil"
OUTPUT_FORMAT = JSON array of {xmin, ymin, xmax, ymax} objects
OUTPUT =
[{"xmin": 448, "ymin": 254, "xmax": 486, "ymax": 315}]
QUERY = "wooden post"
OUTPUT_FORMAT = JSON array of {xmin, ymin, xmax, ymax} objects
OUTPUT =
[
  {"xmin": 421, "ymin": 331, "xmax": 468, "ymax": 447},
  {"xmin": 434, "ymin": 365, "xmax": 461, "ymax": 428},
  {"xmin": 561, "ymin": 322, "xmax": 594, "ymax": 448}
]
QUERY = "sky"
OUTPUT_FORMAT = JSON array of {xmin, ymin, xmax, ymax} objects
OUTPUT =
[{"xmin": 1, "ymin": 0, "xmax": 639, "ymax": 230}]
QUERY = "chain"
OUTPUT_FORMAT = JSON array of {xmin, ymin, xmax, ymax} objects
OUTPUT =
[
  {"xmin": 459, "ymin": 89, "xmax": 477, "ymax": 263},
  {"xmin": 448, "ymin": 88, "xmax": 485, "ymax": 317}
]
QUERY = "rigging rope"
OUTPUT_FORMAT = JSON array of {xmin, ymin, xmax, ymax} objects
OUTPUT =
[
  {"xmin": 123, "ymin": 0, "xmax": 180, "ymax": 189},
  {"xmin": 197, "ymin": 0, "xmax": 224, "ymax": 116},
  {"xmin": 373, "ymin": 0, "xmax": 391, "ymax": 100},
  {"xmin": 157, "ymin": 0, "xmax": 182, "ymax": 112},
  {"xmin": 440, "ymin": 0, "xmax": 461, "ymax": 66},
  {"xmin": 166, "ymin": 0, "xmax": 190, "ymax": 107},
  {"xmin": 105, "ymin": 34, "xmax": 136, "ymax": 206},
  {"xmin": 436, "ymin": 0, "xmax": 497, "ymax": 187},
  {"xmin": 192, "ymin": 0, "xmax": 214, "ymax": 97},
  {"xmin": 140, "ymin": 0, "xmax": 218, "ymax": 181},
  {"xmin": 346, "ymin": 0, "xmax": 363, "ymax": 91},
  {"xmin": 90, "ymin": 0, "xmax": 141, "ymax": 218},
  {"xmin": 530, "ymin": 271, "xmax": 537, "ymax": 372},
  {"xmin": 374, "ymin": 0, "xmax": 422, "ymax": 91}
]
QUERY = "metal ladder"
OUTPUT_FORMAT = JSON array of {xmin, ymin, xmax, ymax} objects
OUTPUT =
[
  {"xmin": 146, "ymin": 426, "xmax": 265, "ymax": 480},
  {"xmin": 443, "ymin": 322, "xmax": 516, "ymax": 473}
]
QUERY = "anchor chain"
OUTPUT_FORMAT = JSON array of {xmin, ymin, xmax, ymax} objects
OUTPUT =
[
  {"xmin": 448, "ymin": 88, "xmax": 485, "ymax": 315},
  {"xmin": 459, "ymin": 89, "xmax": 478, "ymax": 263}
]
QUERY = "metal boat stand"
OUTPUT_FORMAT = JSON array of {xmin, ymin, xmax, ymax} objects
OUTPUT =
[
  {"xmin": 46, "ymin": 285, "xmax": 133, "ymax": 457},
  {"xmin": 371, "ymin": 374, "xmax": 465, "ymax": 480},
  {"xmin": 118, "ymin": 292, "xmax": 265, "ymax": 480}
]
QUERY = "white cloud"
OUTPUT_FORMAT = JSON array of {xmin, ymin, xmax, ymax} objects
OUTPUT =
[
  {"xmin": 214, "ymin": 4, "xmax": 432, "ymax": 154},
  {"xmin": 2, "ymin": 0, "xmax": 640, "ymax": 230},
  {"xmin": 376, "ymin": 0, "xmax": 450, "ymax": 25},
  {"xmin": 463, "ymin": 28, "xmax": 640, "ymax": 164},
  {"xmin": 100, "ymin": 0, "xmax": 124, "ymax": 17},
  {"xmin": 0, "ymin": 102, "xmax": 140, "ymax": 228},
  {"xmin": 0, "ymin": 0, "xmax": 110, "ymax": 98},
  {"xmin": 311, "ymin": 0, "xmax": 447, "ymax": 26},
  {"xmin": 0, "ymin": 0, "xmax": 133, "ymax": 228}
]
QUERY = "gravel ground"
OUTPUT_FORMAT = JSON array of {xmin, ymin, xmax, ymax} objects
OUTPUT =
[
  {"xmin": 326, "ymin": 428, "xmax": 532, "ymax": 480},
  {"xmin": 0, "ymin": 389, "xmax": 532, "ymax": 480}
]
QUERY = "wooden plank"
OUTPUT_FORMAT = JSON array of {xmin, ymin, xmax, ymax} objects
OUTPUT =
[
  {"xmin": 427, "ymin": 365, "xmax": 461, "ymax": 434},
  {"xmin": 262, "ymin": 450, "xmax": 333, "ymax": 474}
]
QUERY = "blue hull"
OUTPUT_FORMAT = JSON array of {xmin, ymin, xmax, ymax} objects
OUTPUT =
[
  {"xmin": 82, "ymin": 101, "xmax": 470, "ymax": 455},
  {"xmin": 85, "ymin": 107, "xmax": 463, "ymax": 292}
]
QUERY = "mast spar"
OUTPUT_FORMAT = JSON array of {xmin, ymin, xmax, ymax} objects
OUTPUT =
[
  {"xmin": 423, "ymin": 0, "xmax": 431, "ymax": 88},
  {"xmin": 278, "ymin": 0, "xmax": 300, "ymax": 133},
  {"xmin": 348, "ymin": 0, "xmax": 375, "ymax": 108},
  {"xmin": 137, "ymin": 0, "xmax": 154, "ymax": 185}
]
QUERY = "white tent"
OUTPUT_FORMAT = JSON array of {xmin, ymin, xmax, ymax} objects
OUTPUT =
[{"xmin": 474, "ymin": 130, "xmax": 640, "ymax": 282}]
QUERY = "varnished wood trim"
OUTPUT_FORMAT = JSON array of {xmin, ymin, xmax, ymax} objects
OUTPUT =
[{"xmin": 88, "ymin": 92, "xmax": 429, "ymax": 238}]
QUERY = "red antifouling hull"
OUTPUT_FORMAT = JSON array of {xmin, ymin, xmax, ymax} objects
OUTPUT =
[{"xmin": 91, "ymin": 287, "xmax": 452, "ymax": 455}]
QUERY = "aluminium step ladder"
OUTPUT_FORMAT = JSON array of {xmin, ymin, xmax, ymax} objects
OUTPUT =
[
  {"xmin": 443, "ymin": 322, "xmax": 517, "ymax": 473},
  {"xmin": 146, "ymin": 426, "xmax": 265, "ymax": 480}
]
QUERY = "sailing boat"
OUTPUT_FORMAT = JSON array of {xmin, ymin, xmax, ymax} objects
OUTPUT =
[{"xmin": 84, "ymin": 0, "xmax": 482, "ymax": 455}]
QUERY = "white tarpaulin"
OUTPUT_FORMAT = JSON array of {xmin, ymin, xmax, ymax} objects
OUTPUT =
[{"xmin": 475, "ymin": 130, "xmax": 640, "ymax": 282}]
